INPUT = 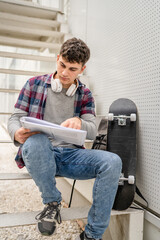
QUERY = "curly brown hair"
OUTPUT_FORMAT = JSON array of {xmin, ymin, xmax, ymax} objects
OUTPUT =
[{"xmin": 59, "ymin": 38, "xmax": 90, "ymax": 66}]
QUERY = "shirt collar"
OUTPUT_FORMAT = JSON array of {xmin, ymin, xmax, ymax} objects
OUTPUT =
[{"xmin": 45, "ymin": 73, "xmax": 53, "ymax": 85}]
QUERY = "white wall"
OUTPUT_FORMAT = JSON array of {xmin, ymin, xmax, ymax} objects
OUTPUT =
[{"xmin": 68, "ymin": 0, "xmax": 160, "ymax": 239}]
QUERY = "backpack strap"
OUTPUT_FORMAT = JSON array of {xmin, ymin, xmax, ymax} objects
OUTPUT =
[
  {"xmin": 97, "ymin": 118, "xmax": 108, "ymax": 135},
  {"xmin": 92, "ymin": 118, "xmax": 108, "ymax": 150},
  {"xmin": 135, "ymin": 186, "xmax": 148, "ymax": 207},
  {"xmin": 68, "ymin": 180, "xmax": 76, "ymax": 208},
  {"xmin": 92, "ymin": 134, "xmax": 107, "ymax": 149}
]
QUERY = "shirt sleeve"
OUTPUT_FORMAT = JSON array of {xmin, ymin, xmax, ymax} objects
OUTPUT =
[
  {"xmin": 7, "ymin": 108, "xmax": 28, "ymax": 146},
  {"xmin": 80, "ymin": 113, "xmax": 97, "ymax": 140},
  {"xmin": 14, "ymin": 80, "xmax": 31, "ymax": 112},
  {"xmin": 80, "ymin": 90, "xmax": 96, "ymax": 116}
]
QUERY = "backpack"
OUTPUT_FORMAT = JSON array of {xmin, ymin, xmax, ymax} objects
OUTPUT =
[{"xmin": 92, "ymin": 118, "xmax": 108, "ymax": 150}]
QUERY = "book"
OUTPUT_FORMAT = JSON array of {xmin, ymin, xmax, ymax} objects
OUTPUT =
[{"xmin": 20, "ymin": 116, "xmax": 87, "ymax": 146}]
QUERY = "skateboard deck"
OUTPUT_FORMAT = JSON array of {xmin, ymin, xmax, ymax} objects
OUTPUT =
[{"xmin": 107, "ymin": 98, "xmax": 137, "ymax": 210}]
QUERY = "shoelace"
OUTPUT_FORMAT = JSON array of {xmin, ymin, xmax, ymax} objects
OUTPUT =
[{"xmin": 35, "ymin": 204, "xmax": 62, "ymax": 224}]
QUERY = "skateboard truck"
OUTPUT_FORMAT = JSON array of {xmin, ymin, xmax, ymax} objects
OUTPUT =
[
  {"xmin": 108, "ymin": 113, "xmax": 136, "ymax": 126},
  {"xmin": 119, "ymin": 173, "xmax": 135, "ymax": 185}
]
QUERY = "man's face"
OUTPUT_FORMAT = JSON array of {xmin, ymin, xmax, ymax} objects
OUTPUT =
[{"xmin": 56, "ymin": 55, "xmax": 86, "ymax": 88}]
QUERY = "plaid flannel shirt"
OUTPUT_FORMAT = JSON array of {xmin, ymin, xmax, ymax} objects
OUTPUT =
[{"xmin": 14, "ymin": 73, "xmax": 95, "ymax": 168}]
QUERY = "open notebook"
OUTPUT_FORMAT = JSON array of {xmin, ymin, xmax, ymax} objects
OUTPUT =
[{"xmin": 20, "ymin": 117, "xmax": 87, "ymax": 146}]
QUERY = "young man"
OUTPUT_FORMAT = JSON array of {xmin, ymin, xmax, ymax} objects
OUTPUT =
[{"xmin": 8, "ymin": 38, "xmax": 122, "ymax": 240}]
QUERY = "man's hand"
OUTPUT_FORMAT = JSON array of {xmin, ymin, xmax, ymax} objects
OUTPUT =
[
  {"xmin": 61, "ymin": 117, "xmax": 81, "ymax": 130},
  {"xmin": 14, "ymin": 127, "xmax": 40, "ymax": 144}
]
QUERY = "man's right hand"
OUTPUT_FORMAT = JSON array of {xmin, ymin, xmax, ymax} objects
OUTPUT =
[{"xmin": 14, "ymin": 127, "xmax": 40, "ymax": 144}]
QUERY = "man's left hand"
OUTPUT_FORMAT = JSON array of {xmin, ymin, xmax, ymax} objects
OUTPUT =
[{"xmin": 61, "ymin": 117, "xmax": 81, "ymax": 129}]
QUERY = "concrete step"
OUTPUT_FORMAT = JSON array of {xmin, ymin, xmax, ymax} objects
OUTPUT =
[
  {"xmin": 0, "ymin": 51, "xmax": 56, "ymax": 62},
  {"xmin": 0, "ymin": 68, "xmax": 50, "ymax": 76},
  {"xmin": 0, "ymin": 173, "xmax": 61, "ymax": 180},
  {"xmin": 0, "ymin": 36, "xmax": 61, "ymax": 51},
  {"xmin": 0, "ymin": 206, "xmax": 90, "ymax": 228},
  {"xmin": 0, "ymin": 206, "xmax": 143, "ymax": 229},
  {"xmin": 0, "ymin": 173, "xmax": 31, "ymax": 180}
]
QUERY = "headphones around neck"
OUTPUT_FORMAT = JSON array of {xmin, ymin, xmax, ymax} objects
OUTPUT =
[{"xmin": 51, "ymin": 78, "xmax": 78, "ymax": 97}]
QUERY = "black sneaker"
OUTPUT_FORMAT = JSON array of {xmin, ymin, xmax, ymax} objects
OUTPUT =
[
  {"xmin": 76, "ymin": 231, "xmax": 102, "ymax": 240},
  {"xmin": 35, "ymin": 202, "xmax": 62, "ymax": 236}
]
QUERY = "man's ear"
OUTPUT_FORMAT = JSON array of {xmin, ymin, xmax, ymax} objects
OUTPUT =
[
  {"xmin": 80, "ymin": 65, "xmax": 86, "ymax": 74},
  {"xmin": 57, "ymin": 54, "xmax": 60, "ymax": 61}
]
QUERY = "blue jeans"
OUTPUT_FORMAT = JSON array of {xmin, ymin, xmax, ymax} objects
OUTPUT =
[{"xmin": 22, "ymin": 134, "xmax": 122, "ymax": 240}]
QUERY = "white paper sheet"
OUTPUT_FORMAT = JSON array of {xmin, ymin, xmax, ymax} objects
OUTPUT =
[{"xmin": 20, "ymin": 117, "xmax": 87, "ymax": 146}]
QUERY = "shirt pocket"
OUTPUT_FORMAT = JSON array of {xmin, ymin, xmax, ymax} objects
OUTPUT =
[{"xmin": 30, "ymin": 99, "xmax": 40, "ymax": 112}]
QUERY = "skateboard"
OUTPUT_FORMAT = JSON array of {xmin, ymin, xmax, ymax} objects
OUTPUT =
[{"xmin": 107, "ymin": 98, "xmax": 137, "ymax": 210}]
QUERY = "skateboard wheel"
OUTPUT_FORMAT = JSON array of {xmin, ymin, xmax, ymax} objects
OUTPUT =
[
  {"xmin": 108, "ymin": 113, "xmax": 114, "ymax": 121},
  {"xmin": 130, "ymin": 113, "xmax": 136, "ymax": 121},
  {"xmin": 128, "ymin": 175, "xmax": 135, "ymax": 184}
]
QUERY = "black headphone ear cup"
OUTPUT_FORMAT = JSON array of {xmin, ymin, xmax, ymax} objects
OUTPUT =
[{"xmin": 51, "ymin": 78, "xmax": 62, "ymax": 92}]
